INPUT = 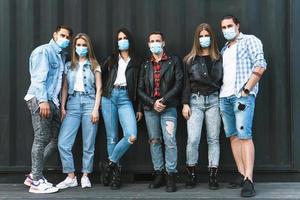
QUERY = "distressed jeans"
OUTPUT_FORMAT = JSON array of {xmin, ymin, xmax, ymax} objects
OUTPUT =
[
  {"xmin": 26, "ymin": 97, "xmax": 60, "ymax": 181},
  {"xmin": 144, "ymin": 107, "xmax": 178, "ymax": 173},
  {"xmin": 101, "ymin": 88, "xmax": 137, "ymax": 163},
  {"xmin": 186, "ymin": 92, "xmax": 221, "ymax": 168}
]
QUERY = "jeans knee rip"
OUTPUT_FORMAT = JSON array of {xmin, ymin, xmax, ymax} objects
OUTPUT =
[
  {"xmin": 166, "ymin": 121, "xmax": 175, "ymax": 135},
  {"xmin": 127, "ymin": 135, "xmax": 136, "ymax": 144},
  {"xmin": 148, "ymin": 138, "xmax": 162, "ymax": 144}
]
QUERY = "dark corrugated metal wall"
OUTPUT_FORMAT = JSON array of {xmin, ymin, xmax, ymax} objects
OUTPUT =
[{"xmin": 0, "ymin": 0, "xmax": 299, "ymax": 174}]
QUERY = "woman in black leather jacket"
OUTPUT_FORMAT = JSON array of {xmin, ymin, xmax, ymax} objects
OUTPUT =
[
  {"xmin": 100, "ymin": 28, "xmax": 142, "ymax": 190},
  {"xmin": 182, "ymin": 23, "xmax": 223, "ymax": 190}
]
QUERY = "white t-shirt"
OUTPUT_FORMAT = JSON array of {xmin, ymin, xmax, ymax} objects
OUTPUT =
[
  {"xmin": 74, "ymin": 61, "xmax": 85, "ymax": 92},
  {"xmin": 114, "ymin": 55, "xmax": 131, "ymax": 86},
  {"xmin": 220, "ymin": 43, "xmax": 237, "ymax": 98}
]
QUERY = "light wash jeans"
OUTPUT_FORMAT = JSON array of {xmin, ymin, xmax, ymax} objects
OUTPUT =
[
  {"xmin": 220, "ymin": 94, "xmax": 255, "ymax": 139},
  {"xmin": 144, "ymin": 107, "xmax": 178, "ymax": 173},
  {"xmin": 58, "ymin": 92, "xmax": 98, "ymax": 173},
  {"xmin": 186, "ymin": 92, "xmax": 220, "ymax": 168},
  {"xmin": 101, "ymin": 88, "xmax": 137, "ymax": 163}
]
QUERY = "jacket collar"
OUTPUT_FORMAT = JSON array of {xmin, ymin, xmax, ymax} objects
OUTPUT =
[{"xmin": 49, "ymin": 39, "xmax": 62, "ymax": 54}]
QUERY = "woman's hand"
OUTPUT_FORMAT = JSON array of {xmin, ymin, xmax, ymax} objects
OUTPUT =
[
  {"xmin": 91, "ymin": 109, "xmax": 99, "ymax": 124},
  {"xmin": 136, "ymin": 112, "xmax": 143, "ymax": 122},
  {"xmin": 182, "ymin": 104, "xmax": 191, "ymax": 120},
  {"xmin": 60, "ymin": 108, "xmax": 66, "ymax": 121}
]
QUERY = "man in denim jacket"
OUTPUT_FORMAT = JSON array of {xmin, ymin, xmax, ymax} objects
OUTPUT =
[
  {"xmin": 219, "ymin": 15, "xmax": 267, "ymax": 197},
  {"xmin": 24, "ymin": 25, "xmax": 73, "ymax": 193}
]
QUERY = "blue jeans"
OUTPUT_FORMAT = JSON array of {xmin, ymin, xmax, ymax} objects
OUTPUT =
[
  {"xmin": 220, "ymin": 95, "xmax": 255, "ymax": 139},
  {"xmin": 58, "ymin": 92, "xmax": 98, "ymax": 173},
  {"xmin": 144, "ymin": 107, "xmax": 178, "ymax": 173},
  {"xmin": 101, "ymin": 88, "xmax": 137, "ymax": 163},
  {"xmin": 186, "ymin": 92, "xmax": 220, "ymax": 167}
]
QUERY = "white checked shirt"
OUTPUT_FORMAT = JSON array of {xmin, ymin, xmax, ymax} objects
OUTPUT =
[{"xmin": 221, "ymin": 32, "xmax": 267, "ymax": 97}]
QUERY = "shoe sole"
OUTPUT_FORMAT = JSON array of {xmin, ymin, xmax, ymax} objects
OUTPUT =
[
  {"xmin": 241, "ymin": 192, "xmax": 256, "ymax": 198},
  {"xmin": 56, "ymin": 184, "xmax": 78, "ymax": 190},
  {"xmin": 29, "ymin": 188, "xmax": 59, "ymax": 194}
]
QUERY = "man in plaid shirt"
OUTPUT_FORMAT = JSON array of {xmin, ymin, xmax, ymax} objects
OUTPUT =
[{"xmin": 219, "ymin": 15, "xmax": 267, "ymax": 197}]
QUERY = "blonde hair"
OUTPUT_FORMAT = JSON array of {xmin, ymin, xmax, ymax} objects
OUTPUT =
[
  {"xmin": 184, "ymin": 23, "xmax": 220, "ymax": 64},
  {"xmin": 71, "ymin": 33, "xmax": 99, "ymax": 71}
]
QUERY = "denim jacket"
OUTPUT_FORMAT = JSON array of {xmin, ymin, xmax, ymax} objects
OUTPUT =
[
  {"xmin": 25, "ymin": 39, "xmax": 67, "ymax": 103},
  {"xmin": 65, "ymin": 60, "xmax": 96, "ymax": 95}
]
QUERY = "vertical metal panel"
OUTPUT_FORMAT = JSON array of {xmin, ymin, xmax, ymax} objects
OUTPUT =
[{"xmin": 0, "ymin": 0, "xmax": 297, "ymax": 173}]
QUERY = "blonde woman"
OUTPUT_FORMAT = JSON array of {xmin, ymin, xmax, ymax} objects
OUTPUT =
[
  {"xmin": 182, "ymin": 23, "xmax": 222, "ymax": 189},
  {"xmin": 56, "ymin": 33, "xmax": 102, "ymax": 189}
]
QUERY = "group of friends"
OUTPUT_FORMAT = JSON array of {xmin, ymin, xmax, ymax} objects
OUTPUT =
[{"xmin": 23, "ymin": 14, "xmax": 267, "ymax": 198}]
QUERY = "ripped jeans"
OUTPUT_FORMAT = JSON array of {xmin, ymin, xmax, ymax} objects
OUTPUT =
[
  {"xmin": 144, "ymin": 107, "xmax": 177, "ymax": 173},
  {"xmin": 220, "ymin": 95, "xmax": 255, "ymax": 139},
  {"xmin": 101, "ymin": 88, "xmax": 137, "ymax": 163}
]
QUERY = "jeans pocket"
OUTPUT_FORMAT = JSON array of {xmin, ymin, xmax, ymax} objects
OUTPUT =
[{"xmin": 26, "ymin": 97, "xmax": 39, "ymax": 114}]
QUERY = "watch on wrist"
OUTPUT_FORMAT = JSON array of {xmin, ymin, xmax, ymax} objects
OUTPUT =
[{"xmin": 243, "ymin": 87, "xmax": 250, "ymax": 95}]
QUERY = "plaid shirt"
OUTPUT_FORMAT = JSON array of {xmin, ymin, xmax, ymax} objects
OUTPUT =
[
  {"xmin": 151, "ymin": 53, "xmax": 169, "ymax": 97},
  {"xmin": 221, "ymin": 33, "xmax": 267, "ymax": 97}
]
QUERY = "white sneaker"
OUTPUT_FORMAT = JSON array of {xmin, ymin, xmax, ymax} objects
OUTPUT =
[
  {"xmin": 24, "ymin": 174, "xmax": 53, "ymax": 187},
  {"xmin": 29, "ymin": 179, "xmax": 58, "ymax": 194},
  {"xmin": 56, "ymin": 176, "xmax": 78, "ymax": 189},
  {"xmin": 81, "ymin": 176, "xmax": 91, "ymax": 188}
]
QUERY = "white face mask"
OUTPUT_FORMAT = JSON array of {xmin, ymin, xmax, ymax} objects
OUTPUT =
[
  {"xmin": 149, "ymin": 42, "xmax": 163, "ymax": 54},
  {"xmin": 199, "ymin": 36, "xmax": 211, "ymax": 48},
  {"xmin": 222, "ymin": 27, "xmax": 237, "ymax": 41}
]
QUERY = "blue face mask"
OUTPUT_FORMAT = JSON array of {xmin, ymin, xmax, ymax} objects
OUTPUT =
[
  {"xmin": 149, "ymin": 42, "xmax": 163, "ymax": 55},
  {"xmin": 199, "ymin": 36, "xmax": 211, "ymax": 48},
  {"xmin": 118, "ymin": 39, "xmax": 129, "ymax": 51},
  {"xmin": 56, "ymin": 37, "xmax": 70, "ymax": 49},
  {"xmin": 222, "ymin": 27, "xmax": 237, "ymax": 41},
  {"xmin": 76, "ymin": 46, "xmax": 88, "ymax": 57}
]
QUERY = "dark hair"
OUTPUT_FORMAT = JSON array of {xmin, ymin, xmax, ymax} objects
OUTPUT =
[
  {"xmin": 220, "ymin": 14, "xmax": 240, "ymax": 26},
  {"xmin": 55, "ymin": 25, "xmax": 73, "ymax": 37},
  {"xmin": 148, "ymin": 31, "xmax": 165, "ymax": 41},
  {"xmin": 107, "ymin": 28, "xmax": 139, "ymax": 68}
]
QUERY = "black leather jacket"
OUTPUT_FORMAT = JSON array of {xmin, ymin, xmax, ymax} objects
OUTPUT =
[
  {"xmin": 138, "ymin": 54, "xmax": 183, "ymax": 110},
  {"xmin": 101, "ymin": 56, "xmax": 141, "ymax": 111},
  {"xmin": 182, "ymin": 55, "xmax": 223, "ymax": 104}
]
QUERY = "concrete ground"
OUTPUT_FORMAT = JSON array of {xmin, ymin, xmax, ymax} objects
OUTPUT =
[{"xmin": 1, "ymin": 182, "xmax": 300, "ymax": 200}]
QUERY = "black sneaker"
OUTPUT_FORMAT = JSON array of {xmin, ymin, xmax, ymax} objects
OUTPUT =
[
  {"xmin": 228, "ymin": 173, "xmax": 244, "ymax": 189},
  {"xmin": 241, "ymin": 178, "xmax": 256, "ymax": 197}
]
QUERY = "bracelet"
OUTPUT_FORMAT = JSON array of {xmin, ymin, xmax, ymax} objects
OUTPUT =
[{"xmin": 252, "ymin": 71, "xmax": 262, "ymax": 78}]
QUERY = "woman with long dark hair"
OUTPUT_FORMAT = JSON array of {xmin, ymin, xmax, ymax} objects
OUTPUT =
[{"xmin": 100, "ymin": 28, "xmax": 142, "ymax": 190}]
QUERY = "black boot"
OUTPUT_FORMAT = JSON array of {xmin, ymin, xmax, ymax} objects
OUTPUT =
[
  {"xmin": 110, "ymin": 162, "xmax": 121, "ymax": 190},
  {"xmin": 99, "ymin": 161, "xmax": 110, "ymax": 186},
  {"xmin": 166, "ymin": 172, "xmax": 177, "ymax": 192},
  {"xmin": 208, "ymin": 167, "xmax": 219, "ymax": 190},
  {"xmin": 185, "ymin": 166, "xmax": 196, "ymax": 189},
  {"xmin": 149, "ymin": 170, "xmax": 165, "ymax": 189}
]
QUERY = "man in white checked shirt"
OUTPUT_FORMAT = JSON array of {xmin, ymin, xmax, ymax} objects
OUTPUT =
[{"xmin": 219, "ymin": 15, "xmax": 267, "ymax": 198}]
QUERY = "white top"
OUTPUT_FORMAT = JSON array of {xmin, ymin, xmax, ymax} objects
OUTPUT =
[
  {"xmin": 74, "ymin": 61, "xmax": 85, "ymax": 92},
  {"xmin": 220, "ymin": 43, "xmax": 237, "ymax": 98},
  {"xmin": 114, "ymin": 55, "xmax": 131, "ymax": 86}
]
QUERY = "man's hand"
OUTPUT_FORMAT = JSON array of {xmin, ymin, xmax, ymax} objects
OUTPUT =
[
  {"xmin": 153, "ymin": 98, "xmax": 166, "ymax": 112},
  {"xmin": 39, "ymin": 102, "xmax": 51, "ymax": 118},
  {"xmin": 182, "ymin": 104, "xmax": 191, "ymax": 120}
]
